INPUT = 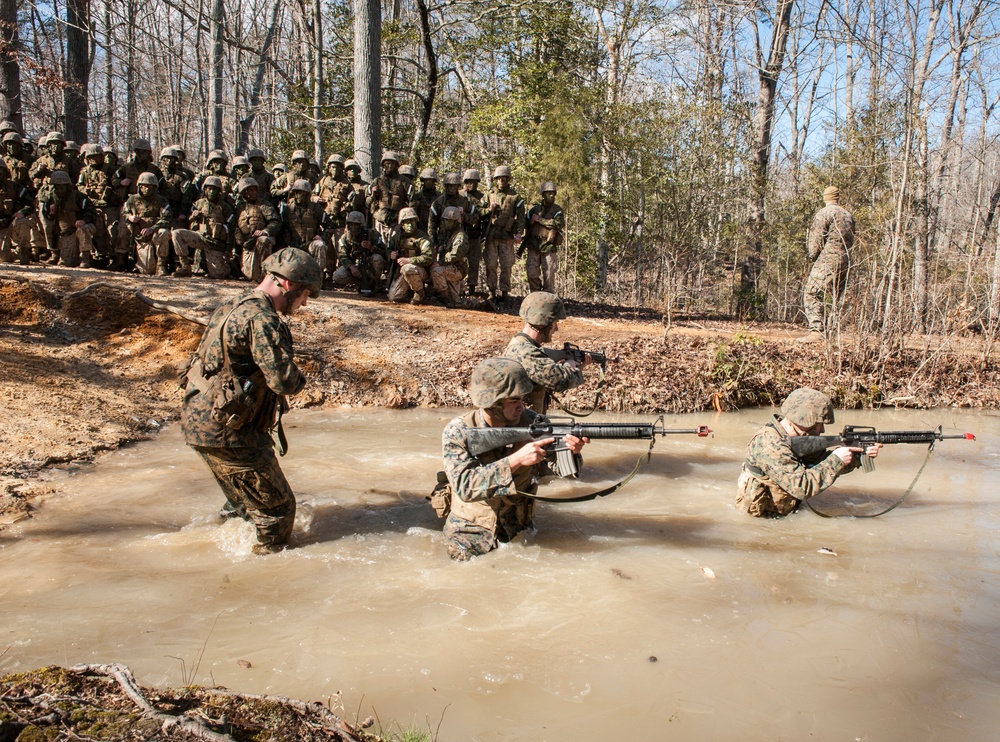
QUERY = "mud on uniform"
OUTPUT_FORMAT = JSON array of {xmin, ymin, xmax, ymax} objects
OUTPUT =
[
  {"xmin": 182, "ymin": 290, "xmax": 306, "ymax": 548},
  {"xmin": 735, "ymin": 415, "xmax": 857, "ymax": 518},
  {"xmin": 430, "ymin": 226, "xmax": 468, "ymax": 306},
  {"xmin": 279, "ymin": 200, "xmax": 332, "ymax": 271},
  {"xmin": 235, "ymin": 198, "xmax": 281, "ymax": 282},
  {"xmin": 332, "ymin": 227, "xmax": 387, "ymax": 289},
  {"xmin": 77, "ymin": 163, "xmax": 122, "ymax": 258},
  {"xmin": 121, "ymin": 191, "xmax": 173, "ymax": 274},
  {"xmin": 173, "ymin": 196, "xmax": 235, "ymax": 279},
  {"xmin": 386, "ymin": 226, "xmax": 434, "ymax": 303}
]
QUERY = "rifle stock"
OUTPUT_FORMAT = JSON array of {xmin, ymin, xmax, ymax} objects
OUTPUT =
[
  {"xmin": 465, "ymin": 415, "xmax": 712, "ymax": 478},
  {"xmin": 541, "ymin": 342, "xmax": 618, "ymax": 370}
]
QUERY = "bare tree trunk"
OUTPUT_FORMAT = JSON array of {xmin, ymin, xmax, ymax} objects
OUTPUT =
[
  {"xmin": 738, "ymin": 0, "xmax": 794, "ymax": 319},
  {"xmin": 353, "ymin": 0, "xmax": 381, "ymax": 178},
  {"xmin": 210, "ymin": 0, "xmax": 224, "ymax": 150},
  {"xmin": 64, "ymin": 0, "xmax": 92, "ymax": 142},
  {"xmin": 312, "ymin": 0, "xmax": 323, "ymax": 161},
  {"xmin": 409, "ymin": 0, "xmax": 437, "ymax": 164},
  {"xmin": 0, "ymin": 0, "xmax": 23, "ymax": 131},
  {"xmin": 238, "ymin": 0, "xmax": 281, "ymax": 153},
  {"xmin": 102, "ymin": 0, "xmax": 114, "ymax": 146},
  {"xmin": 125, "ymin": 0, "xmax": 137, "ymax": 144}
]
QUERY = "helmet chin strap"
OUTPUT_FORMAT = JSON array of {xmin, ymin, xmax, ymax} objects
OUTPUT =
[{"xmin": 269, "ymin": 273, "xmax": 305, "ymax": 315}]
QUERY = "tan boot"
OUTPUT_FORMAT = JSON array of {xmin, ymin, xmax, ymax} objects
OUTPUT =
[
  {"xmin": 157, "ymin": 257, "xmax": 170, "ymax": 276},
  {"xmin": 173, "ymin": 257, "xmax": 192, "ymax": 277}
]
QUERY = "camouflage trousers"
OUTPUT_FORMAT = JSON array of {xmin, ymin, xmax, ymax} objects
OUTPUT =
[
  {"xmin": 443, "ymin": 513, "xmax": 527, "ymax": 561},
  {"xmin": 430, "ymin": 264, "xmax": 464, "ymax": 306},
  {"xmin": 193, "ymin": 444, "xmax": 296, "ymax": 548},
  {"xmin": 240, "ymin": 235, "xmax": 276, "ymax": 282},
  {"xmin": 484, "ymin": 236, "xmax": 516, "ymax": 295},
  {"xmin": 331, "ymin": 254, "xmax": 387, "ymax": 289},
  {"xmin": 388, "ymin": 263, "xmax": 428, "ymax": 302},
  {"xmin": 803, "ymin": 253, "xmax": 848, "ymax": 332},
  {"xmin": 466, "ymin": 236, "xmax": 482, "ymax": 293},
  {"xmin": 52, "ymin": 225, "xmax": 97, "ymax": 267},
  {"xmin": 0, "ymin": 217, "xmax": 43, "ymax": 264},
  {"xmin": 525, "ymin": 247, "xmax": 557, "ymax": 294},
  {"xmin": 172, "ymin": 230, "xmax": 229, "ymax": 278},
  {"xmin": 133, "ymin": 229, "xmax": 173, "ymax": 275}
]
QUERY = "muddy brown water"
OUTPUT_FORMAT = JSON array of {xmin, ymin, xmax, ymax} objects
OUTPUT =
[{"xmin": 1, "ymin": 407, "xmax": 997, "ymax": 740}]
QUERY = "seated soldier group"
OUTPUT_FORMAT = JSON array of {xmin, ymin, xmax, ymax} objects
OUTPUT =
[{"xmin": 0, "ymin": 127, "xmax": 566, "ymax": 308}]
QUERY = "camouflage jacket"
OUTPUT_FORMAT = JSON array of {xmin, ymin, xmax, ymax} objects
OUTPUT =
[
  {"xmin": 462, "ymin": 187, "xmax": 486, "ymax": 238},
  {"xmin": 387, "ymin": 226, "xmax": 433, "ymax": 267},
  {"xmin": 4, "ymin": 154, "xmax": 33, "ymax": 191},
  {"xmin": 428, "ymin": 192, "xmax": 476, "ymax": 245},
  {"xmin": 234, "ymin": 200, "xmax": 281, "ymax": 246},
  {"xmin": 269, "ymin": 170, "xmax": 308, "ymax": 203},
  {"xmin": 188, "ymin": 196, "xmax": 235, "ymax": 251},
  {"xmin": 504, "ymin": 332, "xmax": 583, "ymax": 413},
  {"xmin": 249, "ymin": 167, "xmax": 275, "ymax": 203},
  {"xmin": 30, "ymin": 154, "xmax": 77, "ymax": 192},
  {"xmin": 524, "ymin": 201, "xmax": 564, "ymax": 254},
  {"xmin": 159, "ymin": 168, "xmax": 195, "ymax": 217},
  {"xmin": 807, "ymin": 203, "xmax": 855, "ymax": 262},
  {"xmin": 408, "ymin": 187, "xmax": 438, "ymax": 234},
  {"xmin": 442, "ymin": 408, "xmax": 538, "ymax": 535},
  {"xmin": 279, "ymin": 201, "xmax": 331, "ymax": 249},
  {"xmin": 367, "ymin": 175, "xmax": 409, "ymax": 225},
  {"xmin": 115, "ymin": 159, "xmax": 163, "ymax": 198},
  {"xmin": 735, "ymin": 415, "xmax": 855, "ymax": 518},
  {"xmin": 337, "ymin": 227, "xmax": 385, "ymax": 268},
  {"xmin": 121, "ymin": 193, "xmax": 172, "ymax": 242},
  {"xmin": 433, "ymin": 227, "xmax": 468, "ymax": 274},
  {"xmin": 182, "ymin": 290, "xmax": 306, "ymax": 449},
  {"xmin": 0, "ymin": 179, "xmax": 32, "ymax": 226},
  {"xmin": 316, "ymin": 175, "xmax": 352, "ymax": 223},
  {"xmin": 485, "ymin": 186, "xmax": 525, "ymax": 239},
  {"xmin": 77, "ymin": 164, "xmax": 121, "ymax": 207},
  {"xmin": 41, "ymin": 190, "xmax": 96, "ymax": 236}
]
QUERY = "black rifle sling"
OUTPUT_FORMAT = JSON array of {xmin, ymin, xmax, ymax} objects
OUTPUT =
[
  {"xmin": 805, "ymin": 440, "xmax": 937, "ymax": 518},
  {"xmin": 516, "ymin": 435, "xmax": 656, "ymax": 503}
]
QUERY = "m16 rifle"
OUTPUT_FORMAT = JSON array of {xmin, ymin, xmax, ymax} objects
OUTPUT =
[
  {"xmin": 465, "ymin": 415, "xmax": 712, "ymax": 479},
  {"xmin": 541, "ymin": 342, "xmax": 618, "ymax": 371},
  {"xmin": 789, "ymin": 425, "xmax": 976, "ymax": 472}
]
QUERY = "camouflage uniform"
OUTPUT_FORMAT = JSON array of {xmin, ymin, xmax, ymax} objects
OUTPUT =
[
  {"xmin": 803, "ymin": 197, "xmax": 855, "ymax": 332},
  {"xmin": 331, "ymin": 221, "xmax": 387, "ymax": 291},
  {"xmin": 735, "ymin": 415, "xmax": 858, "ymax": 517},
  {"xmin": 442, "ymin": 408, "xmax": 540, "ymax": 560},
  {"xmin": 462, "ymin": 173, "xmax": 486, "ymax": 294},
  {"xmin": 408, "ymin": 179, "xmax": 438, "ymax": 235},
  {"xmin": 367, "ymin": 168, "xmax": 409, "ymax": 243},
  {"xmin": 316, "ymin": 167, "xmax": 352, "ymax": 230},
  {"xmin": 38, "ymin": 175, "xmax": 97, "ymax": 267},
  {"xmin": 524, "ymin": 195, "xmax": 564, "ymax": 294},
  {"xmin": 428, "ymin": 185, "xmax": 475, "ymax": 246},
  {"xmin": 181, "ymin": 290, "xmax": 306, "ymax": 550},
  {"xmin": 115, "ymin": 156, "xmax": 163, "ymax": 199},
  {"xmin": 235, "ymin": 191, "xmax": 281, "ymax": 282},
  {"xmin": 121, "ymin": 182, "xmax": 174, "ymax": 275},
  {"xmin": 77, "ymin": 153, "xmax": 122, "ymax": 260},
  {"xmin": 504, "ymin": 333, "xmax": 583, "ymax": 414},
  {"xmin": 484, "ymin": 172, "xmax": 525, "ymax": 297},
  {"xmin": 429, "ymin": 215, "xmax": 468, "ymax": 307},
  {"xmin": 173, "ymin": 190, "xmax": 235, "ymax": 279},
  {"xmin": 386, "ymin": 219, "xmax": 434, "ymax": 303},
  {"xmin": 279, "ymin": 195, "xmax": 333, "ymax": 271},
  {"xmin": 0, "ymin": 167, "xmax": 34, "ymax": 265}
]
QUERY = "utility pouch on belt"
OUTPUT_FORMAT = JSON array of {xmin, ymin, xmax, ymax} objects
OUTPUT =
[
  {"xmin": 211, "ymin": 371, "xmax": 259, "ymax": 430},
  {"xmin": 427, "ymin": 471, "xmax": 452, "ymax": 518}
]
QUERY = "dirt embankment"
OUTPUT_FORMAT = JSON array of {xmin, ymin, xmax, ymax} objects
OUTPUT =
[{"xmin": 3, "ymin": 264, "xmax": 999, "ymax": 523}]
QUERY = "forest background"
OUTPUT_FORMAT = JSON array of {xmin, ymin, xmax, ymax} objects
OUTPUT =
[{"xmin": 3, "ymin": 0, "xmax": 1000, "ymax": 349}]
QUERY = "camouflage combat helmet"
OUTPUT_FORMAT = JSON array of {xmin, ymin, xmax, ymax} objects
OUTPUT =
[
  {"xmin": 291, "ymin": 178, "xmax": 313, "ymax": 194},
  {"xmin": 47, "ymin": 131, "xmax": 66, "ymax": 144},
  {"xmin": 463, "ymin": 169, "xmax": 481, "ymax": 182},
  {"xmin": 442, "ymin": 172, "xmax": 462, "ymax": 186},
  {"xmin": 136, "ymin": 172, "xmax": 159, "ymax": 187},
  {"xmin": 273, "ymin": 163, "xmax": 286, "ymax": 172},
  {"xmin": 380, "ymin": 150, "xmax": 400, "ymax": 164},
  {"xmin": 470, "ymin": 358, "xmax": 533, "ymax": 409},
  {"xmin": 207, "ymin": 149, "xmax": 228, "ymax": 164},
  {"xmin": 419, "ymin": 168, "xmax": 438, "ymax": 181},
  {"xmin": 539, "ymin": 181, "xmax": 557, "ymax": 194},
  {"xmin": 781, "ymin": 388, "xmax": 835, "ymax": 429},
  {"xmin": 399, "ymin": 165, "xmax": 416, "ymax": 178},
  {"xmin": 132, "ymin": 137, "xmax": 151, "ymax": 151},
  {"xmin": 291, "ymin": 149, "xmax": 309, "ymax": 163},
  {"xmin": 519, "ymin": 291, "xmax": 566, "ymax": 327},
  {"xmin": 2, "ymin": 132, "xmax": 22, "ymax": 144},
  {"xmin": 344, "ymin": 159, "xmax": 360, "ymax": 172},
  {"xmin": 346, "ymin": 211, "xmax": 366, "ymax": 226},
  {"xmin": 492, "ymin": 165, "xmax": 511, "ymax": 179},
  {"xmin": 231, "ymin": 155, "xmax": 249, "ymax": 168},
  {"xmin": 81, "ymin": 143, "xmax": 104, "ymax": 157},
  {"xmin": 326, "ymin": 154, "xmax": 345, "ymax": 166},
  {"xmin": 442, "ymin": 206, "xmax": 463, "ymax": 222},
  {"xmin": 237, "ymin": 176, "xmax": 259, "ymax": 194},
  {"xmin": 202, "ymin": 175, "xmax": 223, "ymax": 190},
  {"xmin": 262, "ymin": 248, "xmax": 323, "ymax": 298},
  {"xmin": 64, "ymin": 140, "xmax": 80, "ymax": 153},
  {"xmin": 48, "ymin": 170, "xmax": 72, "ymax": 185},
  {"xmin": 247, "ymin": 148, "xmax": 266, "ymax": 161},
  {"xmin": 159, "ymin": 146, "xmax": 178, "ymax": 160},
  {"xmin": 0, "ymin": 120, "xmax": 16, "ymax": 135},
  {"xmin": 398, "ymin": 206, "xmax": 418, "ymax": 222}
]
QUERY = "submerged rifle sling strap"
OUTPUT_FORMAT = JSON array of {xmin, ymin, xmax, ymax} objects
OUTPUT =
[{"xmin": 519, "ymin": 435, "xmax": 657, "ymax": 503}]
